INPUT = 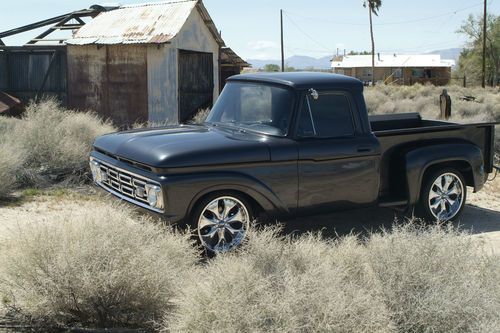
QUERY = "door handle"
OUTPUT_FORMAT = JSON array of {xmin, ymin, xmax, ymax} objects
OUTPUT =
[{"xmin": 357, "ymin": 146, "xmax": 373, "ymax": 153}]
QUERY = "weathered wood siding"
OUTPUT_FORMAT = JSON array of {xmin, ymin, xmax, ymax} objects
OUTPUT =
[
  {"xmin": 67, "ymin": 45, "xmax": 148, "ymax": 127},
  {"xmin": 147, "ymin": 8, "xmax": 219, "ymax": 124}
]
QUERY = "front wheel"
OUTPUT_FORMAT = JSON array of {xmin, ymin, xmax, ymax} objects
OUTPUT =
[
  {"xmin": 191, "ymin": 193, "xmax": 253, "ymax": 254},
  {"xmin": 416, "ymin": 168, "xmax": 467, "ymax": 222}
]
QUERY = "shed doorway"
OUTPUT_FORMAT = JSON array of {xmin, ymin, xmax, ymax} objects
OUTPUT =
[{"xmin": 178, "ymin": 49, "xmax": 214, "ymax": 123}]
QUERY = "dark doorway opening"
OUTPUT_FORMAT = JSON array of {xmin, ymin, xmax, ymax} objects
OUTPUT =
[{"xmin": 178, "ymin": 49, "xmax": 214, "ymax": 123}]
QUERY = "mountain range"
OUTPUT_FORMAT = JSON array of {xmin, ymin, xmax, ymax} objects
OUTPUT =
[{"xmin": 247, "ymin": 48, "xmax": 462, "ymax": 69}]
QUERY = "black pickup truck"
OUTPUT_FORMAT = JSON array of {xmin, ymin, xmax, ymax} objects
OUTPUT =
[{"xmin": 89, "ymin": 72, "xmax": 497, "ymax": 253}]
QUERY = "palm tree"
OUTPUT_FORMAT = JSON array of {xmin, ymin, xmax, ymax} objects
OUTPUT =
[{"xmin": 363, "ymin": 0, "xmax": 382, "ymax": 85}]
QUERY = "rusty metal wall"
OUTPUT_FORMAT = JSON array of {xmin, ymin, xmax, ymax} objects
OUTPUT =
[
  {"xmin": 0, "ymin": 51, "xmax": 7, "ymax": 90},
  {"xmin": 67, "ymin": 44, "xmax": 148, "ymax": 127},
  {"xmin": 0, "ymin": 47, "xmax": 67, "ymax": 103}
]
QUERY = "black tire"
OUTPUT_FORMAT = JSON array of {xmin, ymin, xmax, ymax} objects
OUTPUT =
[
  {"xmin": 415, "ymin": 167, "xmax": 467, "ymax": 222},
  {"xmin": 190, "ymin": 192, "xmax": 254, "ymax": 254}
]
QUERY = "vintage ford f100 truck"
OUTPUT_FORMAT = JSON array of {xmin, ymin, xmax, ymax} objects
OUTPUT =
[{"xmin": 90, "ymin": 72, "xmax": 497, "ymax": 253}]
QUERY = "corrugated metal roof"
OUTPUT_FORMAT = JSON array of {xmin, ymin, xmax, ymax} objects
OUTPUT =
[
  {"xmin": 331, "ymin": 54, "xmax": 455, "ymax": 68},
  {"xmin": 67, "ymin": 0, "xmax": 224, "ymax": 45},
  {"xmin": 221, "ymin": 47, "xmax": 251, "ymax": 67}
]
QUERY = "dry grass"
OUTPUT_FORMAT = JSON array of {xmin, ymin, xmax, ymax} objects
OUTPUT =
[
  {"xmin": 365, "ymin": 84, "xmax": 500, "ymax": 123},
  {"xmin": 1, "ymin": 194, "xmax": 498, "ymax": 332},
  {"xmin": 0, "ymin": 99, "xmax": 114, "ymax": 197},
  {"xmin": 164, "ymin": 224, "xmax": 500, "ymax": 333},
  {"xmin": 15, "ymin": 99, "xmax": 115, "ymax": 183},
  {"xmin": 0, "ymin": 142, "xmax": 25, "ymax": 198},
  {"xmin": 367, "ymin": 224, "xmax": 500, "ymax": 333},
  {"xmin": 0, "ymin": 203, "xmax": 198, "ymax": 330},
  {"xmin": 189, "ymin": 108, "xmax": 210, "ymax": 125},
  {"xmin": 166, "ymin": 227, "xmax": 393, "ymax": 333}
]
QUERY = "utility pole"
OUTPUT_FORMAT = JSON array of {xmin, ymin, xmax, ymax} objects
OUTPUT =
[
  {"xmin": 280, "ymin": 9, "xmax": 285, "ymax": 72},
  {"xmin": 482, "ymin": 0, "xmax": 487, "ymax": 88}
]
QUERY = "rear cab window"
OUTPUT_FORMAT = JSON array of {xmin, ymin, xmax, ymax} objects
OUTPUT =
[{"xmin": 297, "ymin": 91, "xmax": 355, "ymax": 138}]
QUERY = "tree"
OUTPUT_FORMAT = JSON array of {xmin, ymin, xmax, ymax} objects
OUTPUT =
[
  {"xmin": 363, "ymin": 0, "xmax": 382, "ymax": 85},
  {"xmin": 457, "ymin": 14, "xmax": 499, "ymax": 86},
  {"xmin": 263, "ymin": 64, "xmax": 280, "ymax": 72}
]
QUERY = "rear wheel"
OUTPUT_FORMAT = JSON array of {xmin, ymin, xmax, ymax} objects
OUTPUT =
[
  {"xmin": 416, "ymin": 168, "xmax": 466, "ymax": 222},
  {"xmin": 191, "ymin": 193, "xmax": 253, "ymax": 254}
]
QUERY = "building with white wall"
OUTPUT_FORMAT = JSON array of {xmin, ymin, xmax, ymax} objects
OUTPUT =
[{"xmin": 66, "ymin": 0, "xmax": 224, "ymax": 127}]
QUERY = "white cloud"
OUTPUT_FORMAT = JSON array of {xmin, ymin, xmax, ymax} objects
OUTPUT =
[{"xmin": 247, "ymin": 40, "xmax": 278, "ymax": 51}]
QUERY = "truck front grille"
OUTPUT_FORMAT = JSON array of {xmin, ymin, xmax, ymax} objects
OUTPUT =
[{"xmin": 91, "ymin": 158, "xmax": 164, "ymax": 213}]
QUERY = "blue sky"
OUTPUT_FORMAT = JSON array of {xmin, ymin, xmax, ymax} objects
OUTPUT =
[{"xmin": 0, "ymin": 0, "xmax": 498, "ymax": 60}]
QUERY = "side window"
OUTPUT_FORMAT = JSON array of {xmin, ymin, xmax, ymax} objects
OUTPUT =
[{"xmin": 298, "ymin": 93, "xmax": 355, "ymax": 138}]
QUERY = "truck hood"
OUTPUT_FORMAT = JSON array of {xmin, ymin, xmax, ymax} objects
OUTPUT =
[{"xmin": 93, "ymin": 125, "xmax": 271, "ymax": 169}]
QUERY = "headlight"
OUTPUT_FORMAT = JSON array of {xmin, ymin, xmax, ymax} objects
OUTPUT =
[
  {"xmin": 89, "ymin": 159, "xmax": 101, "ymax": 182},
  {"xmin": 145, "ymin": 184, "xmax": 164, "ymax": 210}
]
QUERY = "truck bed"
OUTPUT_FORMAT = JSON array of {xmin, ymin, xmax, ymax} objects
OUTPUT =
[{"xmin": 369, "ymin": 112, "xmax": 496, "ymax": 199}]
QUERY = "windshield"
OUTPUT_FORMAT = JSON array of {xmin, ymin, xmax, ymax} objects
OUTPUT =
[{"xmin": 206, "ymin": 82, "xmax": 294, "ymax": 136}]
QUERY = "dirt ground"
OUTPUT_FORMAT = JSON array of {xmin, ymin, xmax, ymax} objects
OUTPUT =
[{"xmin": 1, "ymin": 177, "xmax": 499, "ymax": 254}]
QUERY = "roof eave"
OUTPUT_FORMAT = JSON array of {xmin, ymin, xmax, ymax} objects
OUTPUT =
[{"xmin": 195, "ymin": 0, "xmax": 225, "ymax": 47}]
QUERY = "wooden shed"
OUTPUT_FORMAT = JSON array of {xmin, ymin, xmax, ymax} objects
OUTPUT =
[{"xmin": 66, "ymin": 0, "xmax": 224, "ymax": 127}]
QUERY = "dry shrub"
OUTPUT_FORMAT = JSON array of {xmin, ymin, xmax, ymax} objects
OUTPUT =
[
  {"xmin": 189, "ymin": 108, "xmax": 210, "ymax": 125},
  {"xmin": 166, "ymin": 227, "xmax": 394, "ymax": 333},
  {"xmin": 0, "ymin": 117, "xmax": 26, "ymax": 197},
  {"xmin": 15, "ymin": 99, "xmax": 115, "ymax": 182},
  {"xmin": 0, "ymin": 203, "xmax": 198, "ymax": 330},
  {"xmin": 367, "ymin": 224, "xmax": 500, "ymax": 333},
  {"xmin": 0, "ymin": 99, "xmax": 115, "ymax": 191},
  {"xmin": 365, "ymin": 84, "xmax": 500, "ymax": 123},
  {"xmin": 165, "ymin": 224, "xmax": 500, "ymax": 333},
  {"xmin": 0, "ymin": 142, "xmax": 26, "ymax": 197}
]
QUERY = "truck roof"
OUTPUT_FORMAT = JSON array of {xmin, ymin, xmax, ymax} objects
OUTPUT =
[{"xmin": 228, "ymin": 72, "xmax": 363, "ymax": 90}]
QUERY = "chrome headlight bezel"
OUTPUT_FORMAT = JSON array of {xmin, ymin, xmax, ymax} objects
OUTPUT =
[
  {"xmin": 145, "ymin": 184, "xmax": 164, "ymax": 210},
  {"xmin": 89, "ymin": 159, "xmax": 101, "ymax": 182}
]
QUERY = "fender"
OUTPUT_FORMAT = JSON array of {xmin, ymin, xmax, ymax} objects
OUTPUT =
[
  {"xmin": 161, "ymin": 171, "xmax": 290, "ymax": 222},
  {"xmin": 404, "ymin": 143, "xmax": 484, "ymax": 205}
]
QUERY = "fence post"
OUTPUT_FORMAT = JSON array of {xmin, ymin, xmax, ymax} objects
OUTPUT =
[
  {"xmin": 463, "ymin": 75, "xmax": 467, "ymax": 88},
  {"xmin": 440, "ymin": 89, "xmax": 452, "ymax": 120}
]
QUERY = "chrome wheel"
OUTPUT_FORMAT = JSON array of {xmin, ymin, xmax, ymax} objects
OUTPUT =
[
  {"xmin": 197, "ymin": 196, "xmax": 250, "ymax": 253},
  {"xmin": 428, "ymin": 172, "xmax": 464, "ymax": 221}
]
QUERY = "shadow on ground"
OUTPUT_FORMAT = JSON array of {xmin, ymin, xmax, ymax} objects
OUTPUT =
[{"xmin": 279, "ymin": 205, "xmax": 500, "ymax": 238}]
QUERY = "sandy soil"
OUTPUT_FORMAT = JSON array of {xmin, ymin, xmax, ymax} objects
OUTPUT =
[{"xmin": 1, "ymin": 178, "xmax": 499, "ymax": 254}]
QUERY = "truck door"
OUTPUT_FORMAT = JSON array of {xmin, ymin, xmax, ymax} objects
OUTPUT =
[{"xmin": 296, "ymin": 90, "xmax": 380, "ymax": 212}]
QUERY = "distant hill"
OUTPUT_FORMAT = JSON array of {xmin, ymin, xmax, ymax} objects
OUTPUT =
[
  {"xmin": 248, "ymin": 55, "xmax": 332, "ymax": 70},
  {"xmin": 425, "ymin": 48, "xmax": 462, "ymax": 62}
]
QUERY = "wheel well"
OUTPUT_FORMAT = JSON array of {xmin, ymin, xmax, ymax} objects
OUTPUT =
[
  {"xmin": 189, "ymin": 189, "xmax": 264, "ymax": 221},
  {"xmin": 422, "ymin": 161, "xmax": 474, "ymax": 187}
]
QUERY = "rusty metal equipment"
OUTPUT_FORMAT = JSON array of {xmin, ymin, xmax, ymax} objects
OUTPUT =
[
  {"xmin": 0, "ymin": 91, "xmax": 24, "ymax": 117},
  {"xmin": 0, "ymin": 5, "xmax": 117, "ymax": 46}
]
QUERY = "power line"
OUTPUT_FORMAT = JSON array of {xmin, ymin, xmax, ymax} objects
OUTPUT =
[
  {"xmin": 283, "ymin": 2, "xmax": 483, "ymax": 27},
  {"xmin": 283, "ymin": 12, "xmax": 333, "ymax": 54}
]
